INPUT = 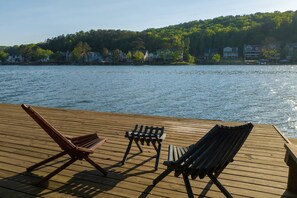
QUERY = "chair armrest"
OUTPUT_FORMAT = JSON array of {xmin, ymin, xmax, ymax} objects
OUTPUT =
[
  {"xmin": 89, "ymin": 138, "xmax": 108, "ymax": 152},
  {"xmin": 65, "ymin": 135, "xmax": 74, "ymax": 140},
  {"xmin": 76, "ymin": 138, "xmax": 108, "ymax": 154},
  {"xmin": 76, "ymin": 147, "xmax": 94, "ymax": 153}
]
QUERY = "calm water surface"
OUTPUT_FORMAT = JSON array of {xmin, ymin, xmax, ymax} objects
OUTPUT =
[{"xmin": 1, "ymin": 65, "xmax": 297, "ymax": 138}]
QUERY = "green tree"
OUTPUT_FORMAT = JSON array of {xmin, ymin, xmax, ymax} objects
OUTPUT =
[
  {"xmin": 126, "ymin": 51, "xmax": 132, "ymax": 60},
  {"xmin": 172, "ymin": 51, "xmax": 182, "ymax": 62},
  {"xmin": 211, "ymin": 53, "xmax": 221, "ymax": 63},
  {"xmin": 19, "ymin": 44, "xmax": 35, "ymax": 62},
  {"xmin": 112, "ymin": 49, "xmax": 121, "ymax": 63},
  {"xmin": 102, "ymin": 47, "xmax": 109, "ymax": 57},
  {"xmin": 260, "ymin": 37, "xmax": 279, "ymax": 61},
  {"xmin": 72, "ymin": 42, "xmax": 91, "ymax": 63},
  {"xmin": 133, "ymin": 50, "xmax": 144, "ymax": 63},
  {"xmin": 4, "ymin": 46, "xmax": 20, "ymax": 56},
  {"xmin": 260, "ymin": 49, "xmax": 278, "ymax": 60},
  {"xmin": 132, "ymin": 38, "xmax": 145, "ymax": 50},
  {"xmin": 33, "ymin": 47, "xmax": 53, "ymax": 61},
  {"xmin": 0, "ymin": 50, "xmax": 9, "ymax": 62},
  {"xmin": 50, "ymin": 51, "xmax": 65, "ymax": 63},
  {"xmin": 187, "ymin": 54, "xmax": 196, "ymax": 64}
]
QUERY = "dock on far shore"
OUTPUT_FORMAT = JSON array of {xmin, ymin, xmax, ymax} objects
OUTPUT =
[{"xmin": 0, "ymin": 103, "xmax": 296, "ymax": 197}]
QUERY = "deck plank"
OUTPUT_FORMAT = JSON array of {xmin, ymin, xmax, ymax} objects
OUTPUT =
[{"xmin": 0, "ymin": 104, "xmax": 294, "ymax": 197}]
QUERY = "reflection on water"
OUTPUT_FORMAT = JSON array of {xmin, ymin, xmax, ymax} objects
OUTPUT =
[{"xmin": 1, "ymin": 65, "xmax": 297, "ymax": 137}]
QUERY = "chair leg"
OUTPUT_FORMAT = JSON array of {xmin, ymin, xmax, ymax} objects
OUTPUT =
[
  {"xmin": 208, "ymin": 173, "xmax": 233, "ymax": 198},
  {"xmin": 154, "ymin": 142, "xmax": 162, "ymax": 171},
  {"xmin": 37, "ymin": 157, "xmax": 77, "ymax": 186},
  {"xmin": 153, "ymin": 167, "xmax": 174, "ymax": 185},
  {"xmin": 122, "ymin": 139, "xmax": 133, "ymax": 165},
  {"xmin": 183, "ymin": 173, "xmax": 194, "ymax": 198},
  {"xmin": 84, "ymin": 156, "xmax": 107, "ymax": 177},
  {"xmin": 134, "ymin": 140, "xmax": 143, "ymax": 153},
  {"xmin": 27, "ymin": 151, "xmax": 67, "ymax": 172},
  {"xmin": 152, "ymin": 141, "xmax": 158, "ymax": 151}
]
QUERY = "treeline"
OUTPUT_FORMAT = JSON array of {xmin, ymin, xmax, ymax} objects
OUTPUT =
[
  {"xmin": 146, "ymin": 10, "xmax": 297, "ymax": 56},
  {"xmin": 1, "ymin": 10, "xmax": 297, "ymax": 63}
]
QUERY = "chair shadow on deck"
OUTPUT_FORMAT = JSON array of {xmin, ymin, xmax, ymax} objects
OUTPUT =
[
  {"xmin": 38, "ymin": 170, "xmax": 120, "ymax": 197},
  {"xmin": 0, "ymin": 154, "xmax": 156, "ymax": 198},
  {"xmin": 140, "ymin": 179, "xmax": 215, "ymax": 198},
  {"xmin": 0, "ymin": 172, "xmax": 49, "ymax": 197},
  {"xmin": 281, "ymin": 190, "xmax": 297, "ymax": 198},
  {"xmin": 38, "ymin": 155, "xmax": 156, "ymax": 197}
]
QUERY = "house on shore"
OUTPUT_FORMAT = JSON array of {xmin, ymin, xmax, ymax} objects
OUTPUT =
[
  {"xmin": 204, "ymin": 49, "xmax": 218, "ymax": 60},
  {"xmin": 285, "ymin": 43, "xmax": 297, "ymax": 61},
  {"xmin": 84, "ymin": 52, "xmax": 103, "ymax": 63},
  {"xmin": 243, "ymin": 44, "xmax": 260, "ymax": 64},
  {"xmin": 39, "ymin": 56, "xmax": 50, "ymax": 63},
  {"xmin": 7, "ymin": 55, "xmax": 23, "ymax": 63},
  {"xmin": 223, "ymin": 47, "xmax": 238, "ymax": 59}
]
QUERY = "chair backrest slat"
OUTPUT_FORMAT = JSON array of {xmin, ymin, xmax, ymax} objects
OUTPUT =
[{"xmin": 21, "ymin": 104, "xmax": 75, "ymax": 151}]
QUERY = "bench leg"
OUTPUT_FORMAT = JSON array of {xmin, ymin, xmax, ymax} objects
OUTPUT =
[
  {"xmin": 122, "ymin": 139, "xmax": 133, "ymax": 165},
  {"xmin": 183, "ymin": 173, "xmax": 194, "ymax": 198},
  {"xmin": 27, "ymin": 151, "xmax": 67, "ymax": 172},
  {"xmin": 37, "ymin": 157, "xmax": 77, "ymax": 186},
  {"xmin": 208, "ymin": 173, "xmax": 233, "ymax": 198},
  {"xmin": 154, "ymin": 143, "xmax": 162, "ymax": 171}
]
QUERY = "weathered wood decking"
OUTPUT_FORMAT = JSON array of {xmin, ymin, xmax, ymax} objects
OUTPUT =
[{"xmin": 0, "ymin": 104, "xmax": 295, "ymax": 197}]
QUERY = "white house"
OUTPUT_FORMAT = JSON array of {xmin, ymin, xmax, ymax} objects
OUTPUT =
[
  {"xmin": 285, "ymin": 43, "xmax": 297, "ymax": 61},
  {"xmin": 84, "ymin": 52, "xmax": 103, "ymax": 63},
  {"xmin": 7, "ymin": 55, "xmax": 23, "ymax": 63},
  {"xmin": 223, "ymin": 47, "xmax": 239, "ymax": 59},
  {"xmin": 243, "ymin": 44, "xmax": 261, "ymax": 62}
]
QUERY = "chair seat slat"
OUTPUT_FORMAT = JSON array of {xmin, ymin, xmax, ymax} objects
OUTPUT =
[{"xmin": 168, "ymin": 144, "xmax": 174, "ymax": 162}]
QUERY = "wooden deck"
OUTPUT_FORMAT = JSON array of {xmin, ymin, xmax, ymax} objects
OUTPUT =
[{"xmin": 0, "ymin": 103, "xmax": 295, "ymax": 197}]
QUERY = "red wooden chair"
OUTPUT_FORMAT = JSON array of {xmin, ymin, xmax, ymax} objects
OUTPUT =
[{"xmin": 21, "ymin": 104, "xmax": 108, "ymax": 185}]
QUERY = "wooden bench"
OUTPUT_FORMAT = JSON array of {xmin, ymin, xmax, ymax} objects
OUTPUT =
[
  {"xmin": 122, "ymin": 124, "xmax": 166, "ymax": 170},
  {"xmin": 284, "ymin": 143, "xmax": 297, "ymax": 194}
]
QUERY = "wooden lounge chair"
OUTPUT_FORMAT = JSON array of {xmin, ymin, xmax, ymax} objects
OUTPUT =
[
  {"xmin": 21, "ymin": 104, "xmax": 108, "ymax": 185},
  {"xmin": 153, "ymin": 123, "xmax": 253, "ymax": 198}
]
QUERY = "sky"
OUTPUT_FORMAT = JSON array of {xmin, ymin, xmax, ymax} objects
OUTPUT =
[{"xmin": 0, "ymin": 0, "xmax": 297, "ymax": 46}]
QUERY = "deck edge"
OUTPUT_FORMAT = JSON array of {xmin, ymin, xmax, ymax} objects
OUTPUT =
[{"xmin": 273, "ymin": 125, "xmax": 291, "ymax": 144}]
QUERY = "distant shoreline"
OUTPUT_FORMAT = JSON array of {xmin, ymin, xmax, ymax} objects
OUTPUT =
[{"xmin": 1, "ymin": 63, "xmax": 297, "ymax": 66}]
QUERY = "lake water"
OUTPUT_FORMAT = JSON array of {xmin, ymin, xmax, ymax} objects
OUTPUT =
[{"xmin": 1, "ymin": 65, "xmax": 297, "ymax": 138}]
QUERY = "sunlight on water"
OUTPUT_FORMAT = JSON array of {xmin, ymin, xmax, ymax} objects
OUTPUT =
[{"xmin": 1, "ymin": 65, "xmax": 297, "ymax": 138}]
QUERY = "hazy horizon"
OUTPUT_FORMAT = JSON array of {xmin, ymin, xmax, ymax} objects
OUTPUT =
[{"xmin": 1, "ymin": 0, "xmax": 297, "ymax": 46}]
